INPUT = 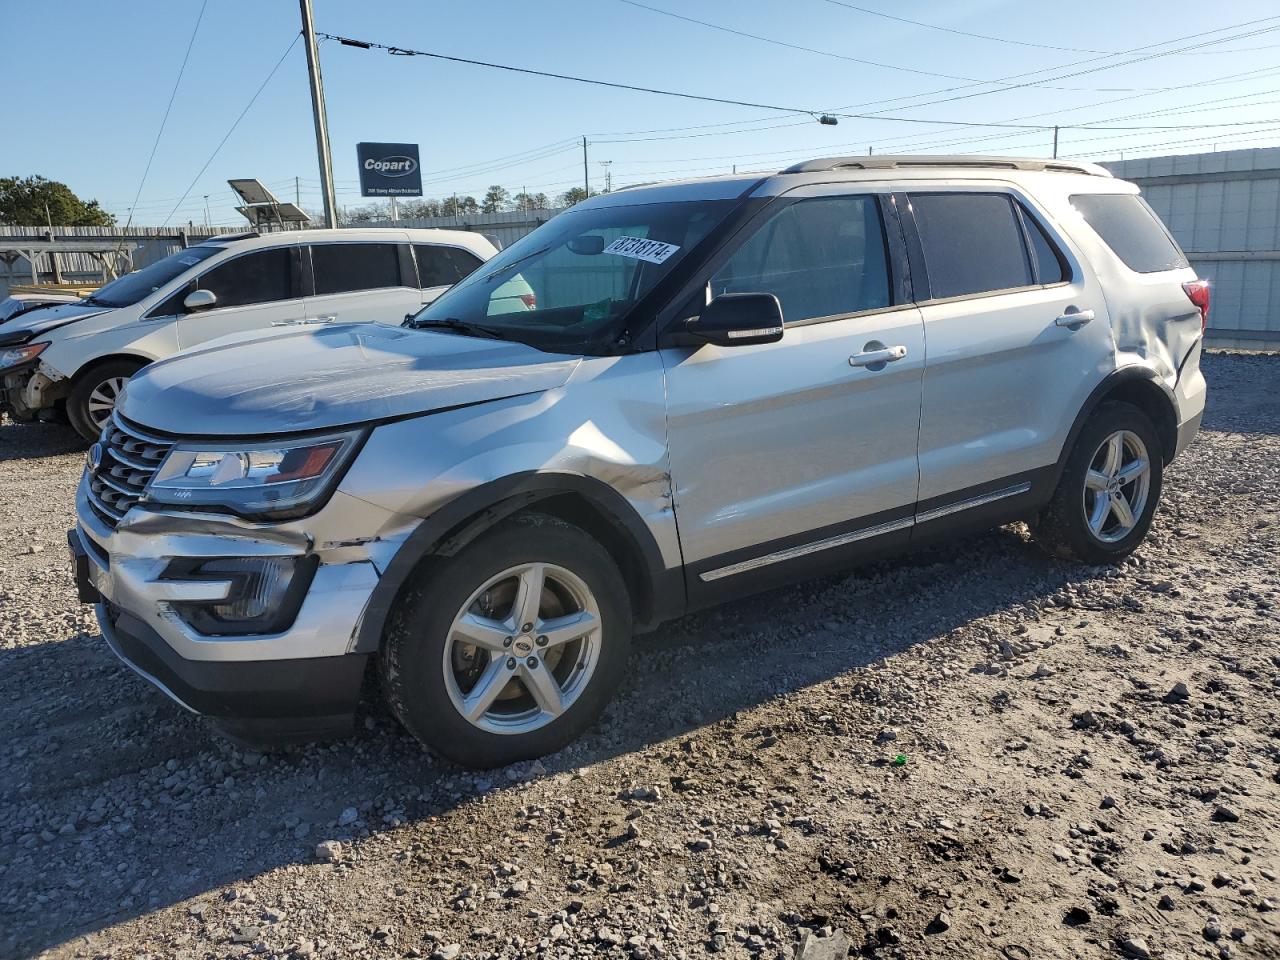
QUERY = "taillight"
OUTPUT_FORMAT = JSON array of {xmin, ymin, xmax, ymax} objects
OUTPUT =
[
  {"xmin": 1182, "ymin": 280, "xmax": 1210, "ymax": 332},
  {"xmin": 519, "ymin": 292, "xmax": 537, "ymax": 309}
]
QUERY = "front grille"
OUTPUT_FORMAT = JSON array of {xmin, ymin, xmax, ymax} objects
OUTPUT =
[{"xmin": 87, "ymin": 413, "xmax": 175, "ymax": 528}]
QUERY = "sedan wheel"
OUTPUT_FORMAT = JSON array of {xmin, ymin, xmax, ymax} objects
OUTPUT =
[{"xmin": 86, "ymin": 376, "xmax": 129, "ymax": 432}]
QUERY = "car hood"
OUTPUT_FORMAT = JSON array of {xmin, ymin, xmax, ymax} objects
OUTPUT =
[
  {"xmin": 0, "ymin": 300, "xmax": 110, "ymax": 346},
  {"xmin": 121, "ymin": 323, "xmax": 582, "ymax": 436}
]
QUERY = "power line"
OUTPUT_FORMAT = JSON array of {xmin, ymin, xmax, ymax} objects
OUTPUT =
[
  {"xmin": 817, "ymin": 0, "xmax": 1113, "ymax": 54},
  {"xmin": 568, "ymin": 17, "xmax": 1280, "ymax": 147},
  {"xmin": 160, "ymin": 33, "xmax": 300, "ymax": 228},
  {"xmin": 850, "ymin": 18, "xmax": 1280, "ymax": 120},
  {"xmin": 117, "ymin": 0, "xmax": 207, "ymax": 239},
  {"xmin": 616, "ymin": 0, "xmax": 994, "ymax": 83},
  {"xmin": 319, "ymin": 29, "xmax": 1280, "ymax": 134}
]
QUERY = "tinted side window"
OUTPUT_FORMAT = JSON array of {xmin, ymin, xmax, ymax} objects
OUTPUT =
[
  {"xmin": 196, "ymin": 248, "xmax": 293, "ymax": 308},
  {"xmin": 1019, "ymin": 206, "xmax": 1067, "ymax": 284},
  {"xmin": 1071, "ymin": 193, "xmax": 1188, "ymax": 274},
  {"xmin": 149, "ymin": 282, "xmax": 193, "ymax": 318},
  {"xmin": 910, "ymin": 193, "xmax": 1033, "ymax": 299},
  {"xmin": 310, "ymin": 243, "xmax": 402, "ymax": 295},
  {"xmin": 415, "ymin": 244, "xmax": 483, "ymax": 288},
  {"xmin": 711, "ymin": 195, "xmax": 891, "ymax": 324}
]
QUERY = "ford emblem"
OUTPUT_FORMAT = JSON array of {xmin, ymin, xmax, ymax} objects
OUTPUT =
[{"xmin": 86, "ymin": 442, "xmax": 103, "ymax": 476}]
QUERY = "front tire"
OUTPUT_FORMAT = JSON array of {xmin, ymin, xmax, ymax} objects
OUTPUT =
[
  {"xmin": 1033, "ymin": 401, "xmax": 1164, "ymax": 564},
  {"xmin": 67, "ymin": 359, "xmax": 145, "ymax": 441},
  {"xmin": 380, "ymin": 514, "xmax": 633, "ymax": 768}
]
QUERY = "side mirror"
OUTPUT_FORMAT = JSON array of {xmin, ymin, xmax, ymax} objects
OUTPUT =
[
  {"xmin": 183, "ymin": 289, "xmax": 217, "ymax": 312},
  {"xmin": 685, "ymin": 293, "xmax": 784, "ymax": 347}
]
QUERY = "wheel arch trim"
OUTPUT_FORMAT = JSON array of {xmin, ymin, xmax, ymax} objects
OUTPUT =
[
  {"xmin": 1056, "ymin": 366, "xmax": 1179, "ymax": 479},
  {"xmin": 351, "ymin": 471, "xmax": 682, "ymax": 653}
]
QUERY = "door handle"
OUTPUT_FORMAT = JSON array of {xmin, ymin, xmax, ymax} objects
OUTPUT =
[
  {"xmin": 1054, "ymin": 308, "xmax": 1094, "ymax": 329},
  {"xmin": 849, "ymin": 345, "xmax": 907, "ymax": 368}
]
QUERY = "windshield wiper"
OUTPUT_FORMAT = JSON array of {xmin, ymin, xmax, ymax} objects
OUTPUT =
[
  {"xmin": 409, "ymin": 317, "xmax": 506, "ymax": 340},
  {"xmin": 82, "ymin": 295, "xmax": 115, "ymax": 307}
]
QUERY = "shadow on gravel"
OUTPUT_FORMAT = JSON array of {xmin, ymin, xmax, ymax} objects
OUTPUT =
[
  {"xmin": 3, "ymin": 352, "xmax": 1269, "ymax": 956},
  {"xmin": 1, "ymin": 523, "xmax": 1106, "ymax": 958},
  {"xmin": 0, "ymin": 419, "xmax": 85, "ymax": 461}
]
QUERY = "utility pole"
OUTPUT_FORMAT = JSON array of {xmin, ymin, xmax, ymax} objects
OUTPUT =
[
  {"xmin": 582, "ymin": 136, "xmax": 589, "ymax": 197},
  {"xmin": 203, "ymin": 195, "xmax": 210, "ymax": 229},
  {"xmin": 299, "ymin": 0, "xmax": 337, "ymax": 228},
  {"xmin": 598, "ymin": 160, "xmax": 612, "ymax": 193},
  {"xmin": 1052, "ymin": 126, "xmax": 1059, "ymax": 160},
  {"xmin": 295, "ymin": 176, "xmax": 301, "ymax": 205},
  {"xmin": 389, "ymin": 196, "xmax": 399, "ymax": 222}
]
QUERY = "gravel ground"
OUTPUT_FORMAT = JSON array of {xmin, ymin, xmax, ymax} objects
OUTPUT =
[{"xmin": 0, "ymin": 351, "xmax": 1277, "ymax": 960}]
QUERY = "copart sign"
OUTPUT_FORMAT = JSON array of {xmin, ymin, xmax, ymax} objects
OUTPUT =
[{"xmin": 356, "ymin": 142, "xmax": 423, "ymax": 197}]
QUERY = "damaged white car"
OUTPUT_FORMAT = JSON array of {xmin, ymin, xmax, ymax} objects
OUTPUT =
[{"xmin": 0, "ymin": 228, "xmax": 499, "ymax": 440}]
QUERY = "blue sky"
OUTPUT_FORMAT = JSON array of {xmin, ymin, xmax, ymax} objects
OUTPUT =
[{"xmin": 7, "ymin": 0, "xmax": 1280, "ymax": 227}]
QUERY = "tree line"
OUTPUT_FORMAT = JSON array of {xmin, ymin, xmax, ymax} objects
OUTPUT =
[{"xmin": 342, "ymin": 185, "xmax": 596, "ymax": 224}]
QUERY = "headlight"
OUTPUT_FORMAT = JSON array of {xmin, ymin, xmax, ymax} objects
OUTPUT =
[
  {"xmin": 0, "ymin": 341, "xmax": 48, "ymax": 372},
  {"xmin": 144, "ymin": 429, "xmax": 365, "ymax": 518}
]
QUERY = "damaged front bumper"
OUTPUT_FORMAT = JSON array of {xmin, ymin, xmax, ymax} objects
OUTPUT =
[
  {"xmin": 71, "ymin": 474, "xmax": 418, "ymax": 741},
  {"xmin": 1, "ymin": 365, "xmax": 62, "ymax": 421}
]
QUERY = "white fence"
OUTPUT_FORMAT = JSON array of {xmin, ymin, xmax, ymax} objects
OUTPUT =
[
  {"xmin": 0, "ymin": 212, "xmax": 567, "ymax": 299},
  {"xmin": 0, "ymin": 225, "xmax": 245, "ymax": 298}
]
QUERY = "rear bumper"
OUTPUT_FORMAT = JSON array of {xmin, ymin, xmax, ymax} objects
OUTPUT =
[
  {"xmin": 1174, "ymin": 408, "xmax": 1203, "ymax": 459},
  {"xmin": 97, "ymin": 600, "xmax": 367, "ymax": 742}
]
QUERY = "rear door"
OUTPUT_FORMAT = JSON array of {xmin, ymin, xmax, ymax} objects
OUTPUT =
[
  {"xmin": 413, "ymin": 243, "xmax": 486, "ymax": 307},
  {"xmin": 902, "ymin": 186, "xmax": 1112, "ymax": 508},
  {"xmin": 176, "ymin": 245, "xmax": 305, "ymax": 350},
  {"xmin": 305, "ymin": 240, "xmax": 422, "ymax": 326},
  {"xmin": 662, "ymin": 188, "xmax": 925, "ymax": 594}
]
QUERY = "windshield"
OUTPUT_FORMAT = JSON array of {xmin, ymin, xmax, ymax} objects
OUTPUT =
[
  {"xmin": 409, "ymin": 199, "xmax": 734, "ymax": 349},
  {"xmin": 87, "ymin": 245, "xmax": 222, "ymax": 308}
]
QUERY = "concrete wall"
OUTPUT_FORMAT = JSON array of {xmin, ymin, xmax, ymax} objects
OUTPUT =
[{"xmin": 1103, "ymin": 148, "xmax": 1280, "ymax": 349}]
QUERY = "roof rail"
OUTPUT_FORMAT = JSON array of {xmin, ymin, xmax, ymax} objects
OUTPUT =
[
  {"xmin": 199, "ymin": 231, "xmax": 260, "ymax": 244},
  {"xmin": 780, "ymin": 155, "xmax": 1111, "ymax": 178}
]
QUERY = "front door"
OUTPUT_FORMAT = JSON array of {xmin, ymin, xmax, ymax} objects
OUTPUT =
[
  {"xmin": 662, "ymin": 190, "xmax": 925, "ymax": 597},
  {"xmin": 178, "ymin": 246, "xmax": 305, "ymax": 350},
  {"xmin": 902, "ymin": 189, "xmax": 1113, "ymax": 508}
]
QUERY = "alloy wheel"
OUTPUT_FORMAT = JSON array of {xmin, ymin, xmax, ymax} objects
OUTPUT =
[
  {"xmin": 442, "ymin": 562, "xmax": 602, "ymax": 735},
  {"xmin": 1082, "ymin": 429, "xmax": 1151, "ymax": 543},
  {"xmin": 86, "ymin": 376, "xmax": 128, "ymax": 432}
]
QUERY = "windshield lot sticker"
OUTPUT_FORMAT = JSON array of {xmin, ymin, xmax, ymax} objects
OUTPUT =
[{"xmin": 603, "ymin": 236, "xmax": 680, "ymax": 264}]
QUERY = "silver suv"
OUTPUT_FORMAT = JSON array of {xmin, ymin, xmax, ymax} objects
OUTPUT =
[{"xmin": 70, "ymin": 156, "xmax": 1207, "ymax": 768}]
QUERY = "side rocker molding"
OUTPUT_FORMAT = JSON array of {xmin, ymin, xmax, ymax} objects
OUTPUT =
[{"xmin": 351, "ymin": 472, "xmax": 683, "ymax": 653}]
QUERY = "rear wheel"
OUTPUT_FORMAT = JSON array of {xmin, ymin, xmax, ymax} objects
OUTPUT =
[
  {"xmin": 67, "ymin": 359, "xmax": 145, "ymax": 441},
  {"xmin": 1033, "ymin": 401, "xmax": 1164, "ymax": 564},
  {"xmin": 380, "ymin": 514, "xmax": 632, "ymax": 768}
]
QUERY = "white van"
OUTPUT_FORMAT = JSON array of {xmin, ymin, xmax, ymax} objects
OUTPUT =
[{"xmin": 0, "ymin": 228, "xmax": 500, "ymax": 439}]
